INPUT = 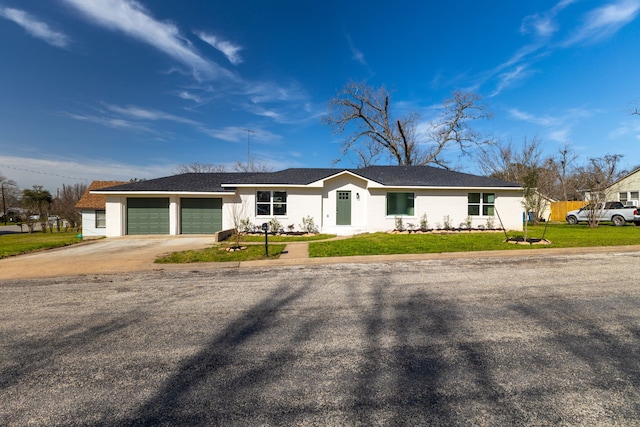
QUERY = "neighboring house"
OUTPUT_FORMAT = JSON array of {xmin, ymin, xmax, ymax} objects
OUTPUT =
[
  {"xmin": 607, "ymin": 167, "xmax": 640, "ymax": 207},
  {"xmin": 91, "ymin": 166, "xmax": 524, "ymax": 237},
  {"xmin": 75, "ymin": 181, "xmax": 128, "ymax": 238}
]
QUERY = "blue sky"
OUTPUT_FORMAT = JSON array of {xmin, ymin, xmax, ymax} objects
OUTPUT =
[{"xmin": 1, "ymin": 0, "xmax": 639, "ymax": 192}]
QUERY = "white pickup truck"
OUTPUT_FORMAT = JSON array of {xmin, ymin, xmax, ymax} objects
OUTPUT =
[{"xmin": 566, "ymin": 201, "xmax": 640, "ymax": 226}]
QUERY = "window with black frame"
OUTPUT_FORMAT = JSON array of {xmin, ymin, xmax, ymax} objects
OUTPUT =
[
  {"xmin": 256, "ymin": 191, "xmax": 287, "ymax": 216},
  {"xmin": 468, "ymin": 193, "xmax": 495, "ymax": 216}
]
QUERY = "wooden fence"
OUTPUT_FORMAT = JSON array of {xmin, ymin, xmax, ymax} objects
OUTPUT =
[{"xmin": 549, "ymin": 201, "xmax": 587, "ymax": 222}]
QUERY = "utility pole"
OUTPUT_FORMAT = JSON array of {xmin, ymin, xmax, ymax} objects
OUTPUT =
[
  {"xmin": 241, "ymin": 128, "xmax": 255, "ymax": 163},
  {"xmin": 1, "ymin": 183, "xmax": 6, "ymax": 225}
]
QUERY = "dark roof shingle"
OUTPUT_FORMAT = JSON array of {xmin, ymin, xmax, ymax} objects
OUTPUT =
[{"xmin": 95, "ymin": 166, "xmax": 521, "ymax": 193}]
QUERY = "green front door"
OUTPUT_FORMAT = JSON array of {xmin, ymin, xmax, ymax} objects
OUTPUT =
[
  {"xmin": 127, "ymin": 198, "xmax": 170, "ymax": 235},
  {"xmin": 336, "ymin": 191, "xmax": 351, "ymax": 225},
  {"xmin": 181, "ymin": 198, "xmax": 222, "ymax": 234}
]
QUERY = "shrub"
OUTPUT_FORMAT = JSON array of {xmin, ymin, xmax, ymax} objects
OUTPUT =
[
  {"xmin": 300, "ymin": 216, "xmax": 317, "ymax": 234},
  {"xmin": 395, "ymin": 216, "xmax": 404, "ymax": 231},
  {"xmin": 486, "ymin": 216, "xmax": 495, "ymax": 229},
  {"xmin": 420, "ymin": 213, "xmax": 429, "ymax": 231},
  {"xmin": 238, "ymin": 218, "xmax": 254, "ymax": 233},
  {"xmin": 269, "ymin": 218, "xmax": 283, "ymax": 233},
  {"xmin": 443, "ymin": 215, "xmax": 452, "ymax": 230}
]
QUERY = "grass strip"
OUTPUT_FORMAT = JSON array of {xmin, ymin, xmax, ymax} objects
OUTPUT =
[
  {"xmin": 235, "ymin": 233, "xmax": 335, "ymax": 242},
  {"xmin": 155, "ymin": 244, "xmax": 286, "ymax": 263}
]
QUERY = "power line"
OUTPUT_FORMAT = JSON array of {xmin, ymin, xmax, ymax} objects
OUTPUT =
[{"xmin": 0, "ymin": 163, "xmax": 92, "ymax": 183}]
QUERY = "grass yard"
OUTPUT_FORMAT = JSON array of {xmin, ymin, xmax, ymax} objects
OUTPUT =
[
  {"xmin": 155, "ymin": 243, "xmax": 286, "ymax": 263},
  {"xmin": 0, "ymin": 231, "xmax": 83, "ymax": 259},
  {"xmin": 308, "ymin": 223, "xmax": 640, "ymax": 257}
]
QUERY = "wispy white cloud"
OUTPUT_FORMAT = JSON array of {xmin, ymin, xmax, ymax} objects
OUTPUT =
[
  {"xmin": 345, "ymin": 34, "xmax": 367, "ymax": 66},
  {"xmin": 195, "ymin": 31, "xmax": 243, "ymax": 65},
  {"xmin": 103, "ymin": 104, "xmax": 200, "ymax": 125},
  {"xmin": 0, "ymin": 6, "xmax": 70, "ymax": 48},
  {"xmin": 198, "ymin": 126, "xmax": 282, "ymax": 145},
  {"xmin": 562, "ymin": 0, "xmax": 640, "ymax": 46},
  {"xmin": 485, "ymin": 0, "xmax": 639, "ymax": 96},
  {"xmin": 60, "ymin": 111, "xmax": 146, "ymax": 131},
  {"xmin": 509, "ymin": 107, "xmax": 596, "ymax": 142},
  {"xmin": 489, "ymin": 64, "xmax": 533, "ymax": 97},
  {"xmin": 520, "ymin": 0, "xmax": 577, "ymax": 38},
  {"xmin": 609, "ymin": 119, "xmax": 640, "ymax": 140},
  {"xmin": 61, "ymin": 0, "xmax": 235, "ymax": 80}
]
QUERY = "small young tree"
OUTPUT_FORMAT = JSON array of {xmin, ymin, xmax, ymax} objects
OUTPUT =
[
  {"xmin": 229, "ymin": 196, "xmax": 248, "ymax": 248},
  {"xmin": 521, "ymin": 170, "xmax": 539, "ymax": 242}
]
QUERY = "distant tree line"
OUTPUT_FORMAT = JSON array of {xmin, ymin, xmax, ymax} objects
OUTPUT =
[{"xmin": 0, "ymin": 173, "xmax": 87, "ymax": 233}]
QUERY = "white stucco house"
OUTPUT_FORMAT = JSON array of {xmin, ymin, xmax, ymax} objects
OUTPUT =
[
  {"xmin": 91, "ymin": 166, "xmax": 524, "ymax": 237},
  {"xmin": 75, "ymin": 180, "xmax": 128, "ymax": 239}
]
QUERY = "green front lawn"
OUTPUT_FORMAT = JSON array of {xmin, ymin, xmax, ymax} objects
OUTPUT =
[
  {"xmin": 308, "ymin": 223, "xmax": 640, "ymax": 257},
  {"xmin": 0, "ymin": 231, "xmax": 83, "ymax": 259}
]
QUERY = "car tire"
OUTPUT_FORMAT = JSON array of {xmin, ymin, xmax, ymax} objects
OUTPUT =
[
  {"xmin": 612, "ymin": 215, "xmax": 626, "ymax": 226},
  {"xmin": 635, "ymin": 221, "xmax": 640, "ymax": 226},
  {"xmin": 566, "ymin": 215, "xmax": 578, "ymax": 225}
]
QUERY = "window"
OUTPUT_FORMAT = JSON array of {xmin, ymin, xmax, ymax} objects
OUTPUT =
[
  {"xmin": 620, "ymin": 192, "xmax": 628, "ymax": 204},
  {"xmin": 256, "ymin": 191, "xmax": 287, "ymax": 216},
  {"xmin": 96, "ymin": 210, "xmax": 106, "ymax": 228},
  {"xmin": 631, "ymin": 191, "xmax": 639, "ymax": 202},
  {"xmin": 387, "ymin": 192, "xmax": 414, "ymax": 216},
  {"xmin": 468, "ymin": 193, "xmax": 495, "ymax": 216}
]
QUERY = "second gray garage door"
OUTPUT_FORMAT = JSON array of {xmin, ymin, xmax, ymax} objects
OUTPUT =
[{"xmin": 181, "ymin": 198, "xmax": 222, "ymax": 234}]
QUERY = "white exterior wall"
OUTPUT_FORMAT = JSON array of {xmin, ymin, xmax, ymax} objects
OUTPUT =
[
  {"xmin": 366, "ymin": 188, "xmax": 523, "ymax": 232},
  {"xmin": 226, "ymin": 188, "xmax": 324, "ymax": 232},
  {"xmin": 80, "ymin": 210, "xmax": 106, "ymax": 238},
  {"xmin": 105, "ymin": 196, "xmax": 125, "ymax": 237}
]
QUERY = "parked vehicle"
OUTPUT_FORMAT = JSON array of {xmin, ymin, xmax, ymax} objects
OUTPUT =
[{"xmin": 566, "ymin": 201, "xmax": 640, "ymax": 226}]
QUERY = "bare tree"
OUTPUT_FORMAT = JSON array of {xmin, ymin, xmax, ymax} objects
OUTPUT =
[
  {"xmin": 477, "ymin": 137, "xmax": 555, "ymax": 225},
  {"xmin": 575, "ymin": 154, "xmax": 624, "ymax": 228},
  {"xmin": 324, "ymin": 81, "xmax": 492, "ymax": 168},
  {"xmin": 51, "ymin": 183, "xmax": 87, "ymax": 229},
  {"xmin": 175, "ymin": 163, "xmax": 227, "ymax": 173},
  {"xmin": 1, "ymin": 173, "xmax": 20, "ymax": 224},
  {"xmin": 547, "ymin": 143, "xmax": 579, "ymax": 201},
  {"xmin": 233, "ymin": 160, "xmax": 273, "ymax": 173}
]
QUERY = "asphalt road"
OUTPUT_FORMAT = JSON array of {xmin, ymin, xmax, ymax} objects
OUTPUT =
[{"xmin": 2, "ymin": 252, "xmax": 640, "ymax": 426}]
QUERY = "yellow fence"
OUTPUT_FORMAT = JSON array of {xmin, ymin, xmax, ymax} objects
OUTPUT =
[{"xmin": 550, "ymin": 201, "xmax": 587, "ymax": 222}]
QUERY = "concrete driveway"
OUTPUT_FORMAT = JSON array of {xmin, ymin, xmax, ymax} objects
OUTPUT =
[{"xmin": 0, "ymin": 236, "xmax": 214, "ymax": 279}]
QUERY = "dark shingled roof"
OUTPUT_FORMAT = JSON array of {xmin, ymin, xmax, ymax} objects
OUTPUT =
[
  {"xmin": 96, "ymin": 166, "xmax": 520, "ymax": 192},
  {"xmin": 356, "ymin": 165, "xmax": 521, "ymax": 187},
  {"xmin": 97, "ymin": 173, "xmax": 263, "ymax": 192}
]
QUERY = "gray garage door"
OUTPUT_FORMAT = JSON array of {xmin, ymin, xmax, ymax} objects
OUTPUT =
[
  {"xmin": 127, "ymin": 198, "xmax": 170, "ymax": 235},
  {"xmin": 181, "ymin": 198, "xmax": 222, "ymax": 234}
]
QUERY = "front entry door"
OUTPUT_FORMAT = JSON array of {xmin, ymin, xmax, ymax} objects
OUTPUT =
[{"xmin": 336, "ymin": 191, "xmax": 351, "ymax": 225}]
